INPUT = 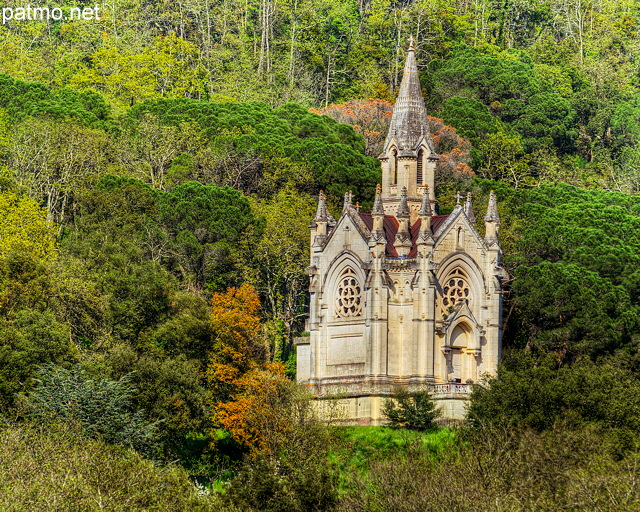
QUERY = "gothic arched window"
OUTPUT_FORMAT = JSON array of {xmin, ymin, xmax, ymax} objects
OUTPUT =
[
  {"xmin": 335, "ymin": 267, "xmax": 363, "ymax": 318},
  {"xmin": 417, "ymin": 148, "xmax": 424, "ymax": 186},
  {"xmin": 440, "ymin": 268, "xmax": 472, "ymax": 314}
]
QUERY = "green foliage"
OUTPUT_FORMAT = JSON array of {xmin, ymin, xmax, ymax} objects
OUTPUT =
[
  {"xmin": 513, "ymin": 262, "xmax": 636, "ymax": 358},
  {"xmin": 467, "ymin": 361, "xmax": 640, "ymax": 436},
  {"xmin": 338, "ymin": 424, "xmax": 640, "ymax": 512},
  {"xmin": 473, "ymin": 180, "xmax": 640, "ymax": 362},
  {"xmin": 219, "ymin": 376, "xmax": 338, "ymax": 512},
  {"xmin": 382, "ymin": 387, "xmax": 442, "ymax": 432},
  {"xmin": 441, "ymin": 96, "xmax": 502, "ymax": 144},
  {"xmin": 158, "ymin": 180, "xmax": 258, "ymax": 290},
  {"xmin": 24, "ymin": 364, "xmax": 159, "ymax": 456},
  {"xmin": 0, "ymin": 423, "xmax": 216, "ymax": 511},
  {"xmin": 329, "ymin": 426, "xmax": 456, "ymax": 494},
  {"xmin": 0, "ymin": 74, "xmax": 112, "ymax": 129},
  {"xmin": 248, "ymin": 189, "xmax": 316, "ymax": 339},
  {"xmin": 127, "ymin": 99, "xmax": 379, "ymax": 200},
  {"xmin": 88, "ymin": 345, "xmax": 210, "ymax": 461},
  {"xmin": 0, "ymin": 191, "xmax": 55, "ymax": 260},
  {"xmin": 0, "ymin": 310, "xmax": 77, "ymax": 407}
]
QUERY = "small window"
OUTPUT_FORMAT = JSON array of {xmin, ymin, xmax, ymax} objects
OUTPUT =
[
  {"xmin": 417, "ymin": 148, "xmax": 424, "ymax": 185},
  {"xmin": 391, "ymin": 148, "xmax": 398, "ymax": 186}
]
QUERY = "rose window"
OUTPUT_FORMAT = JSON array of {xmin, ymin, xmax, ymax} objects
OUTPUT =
[
  {"xmin": 441, "ymin": 268, "xmax": 471, "ymax": 313},
  {"xmin": 335, "ymin": 268, "xmax": 362, "ymax": 318}
]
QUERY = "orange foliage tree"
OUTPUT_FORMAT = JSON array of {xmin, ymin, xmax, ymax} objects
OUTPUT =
[
  {"xmin": 311, "ymin": 99, "xmax": 393, "ymax": 157},
  {"xmin": 314, "ymin": 99, "xmax": 474, "ymax": 180},
  {"xmin": 206, "ymin": 283, "xmax": 266, "ymax": 405},
  {"xmin": 214, "ymin": 362, "xmax": 302, "ymax": 456},
  {"xmin": 206, "ymin": 284, "xmax": 304, "ymax": 455}
]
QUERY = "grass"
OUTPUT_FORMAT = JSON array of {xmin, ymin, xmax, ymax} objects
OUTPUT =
[{"xmin": 328, "ymin": 426, "xmax": 457, "ymax": 494}]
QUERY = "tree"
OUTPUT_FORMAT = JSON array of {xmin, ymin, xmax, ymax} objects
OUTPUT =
[
  {"xmin": 157, "ymin": 181, "xmax": 258, "ymax": 291},
  {"xmin": 0, "ymin": 310, "xmax": 77, "ymax": 407},
  {"xmin": 217, "ymin": 363, "xmax": 337, "ymax": 512},
  {"xmin": 0, "ymin": 423, "xmax": 216, "ymax": 510},
  {"xmin": 206, "ymin": 283, "xmax": 266, "ymax": 405},
  {"xmin": 248, "ymin": 189, "xmax": 316, "ymax": 346},
  {"xmin": 382, "ymin": 387, "xmax": 441, "ymax": 431},
  {"xmin": 0, "ymin": 191, "xmax": 56, "ymax": 260},
  {"xmin": 24, "ymin": 364, "xmax": 159, "ymax": 456}
]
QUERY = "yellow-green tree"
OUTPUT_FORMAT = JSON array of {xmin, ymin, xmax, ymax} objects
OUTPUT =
[{"xmin": 0, "ymin": 191, "xmax": 55, "ymax": 261}]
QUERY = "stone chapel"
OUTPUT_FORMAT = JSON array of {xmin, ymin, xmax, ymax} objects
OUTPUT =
[{"xmin": 296, "ymin": 40, "xmax": 504, "ymax": 422}]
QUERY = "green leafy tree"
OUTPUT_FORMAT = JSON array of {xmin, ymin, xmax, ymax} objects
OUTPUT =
[
  {"xmin": 382, "ymin": 387, "xmax": 441, "ymax": 432},
  {"xmin": 0, "ymin": 310, "xmax": 77, "ymax": 407},
  {"xmin": 467, "ymin": 361, "xmax": 640, "ymax": 435},
  {"xmin": 158, "ymin": 181, "xmax": 258, "ymax": 291}
]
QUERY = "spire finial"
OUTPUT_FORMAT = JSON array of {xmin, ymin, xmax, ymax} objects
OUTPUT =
[
  {"xmin": 343, "ymin": 190, "xmax": 353, "ymax": 211},
  {"xmin": 408, "ymin": 35, "xmax": 416, "ymax": 51},
  {"xmin": 314, "ymin": 190, "xmax": 329, "ymax": 222},
  {"xmin": 372, "ymin": 184, "xmax": 384, "ymax": 215},
  {"xmin": 396, "ymin": 186, "xmax": 410, "ymax": 218},
  {"xmin": 484, "ymin": 190, "xmax": 500, "ymax": 224},
  {"xmin": 419, "ymin": 186, "xmax": 432, "ymax": 216},
  {"xmin": 456, "ymin": 191, "xmax": 463, "ymax": 206},
  {"xmin": 464, "ymin": 191, "xmax": 476, "ymax": 223}
]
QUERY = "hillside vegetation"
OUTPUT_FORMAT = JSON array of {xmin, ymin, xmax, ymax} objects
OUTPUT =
[{"xmin": 1, "ymin": 1, "xmax": 640, "ymax": 509}]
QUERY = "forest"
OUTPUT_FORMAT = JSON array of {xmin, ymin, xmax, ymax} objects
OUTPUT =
[{"xmin": 1, "ymin": 0, "xmax": 640, "ymax": 510}]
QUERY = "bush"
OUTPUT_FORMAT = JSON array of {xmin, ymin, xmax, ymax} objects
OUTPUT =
[
  {"xmin": 0, "ymin": 423, "xmax": 216, "ymax": 511},
  {"xmin": 382, "ymin": 387, "xmax": 441, "ymax": 432},
  {"xmin": 337, "ymin": 425, "xmax": 640, "ymax": 512},
  {"xmin": 23, "ymin": 364, "xmax": 159, "ymax": 456}
]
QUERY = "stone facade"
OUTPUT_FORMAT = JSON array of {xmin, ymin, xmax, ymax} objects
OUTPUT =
[{"xmin": 296, "ymin": 40, "xmax": 504, "ymax": 423}]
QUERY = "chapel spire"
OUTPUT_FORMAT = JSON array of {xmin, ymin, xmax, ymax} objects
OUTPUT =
[
  {"xmin": 418, "ymin": 185, "xmax": 432, "ymax": 217},
  {"xmin": 314, "ymin": 190, "xmax": 329, "ymax": 222},
  {"xmin": 484, "ymin": 190, "xmax": 500, "ymax": 246},
  {"xmin": 382, "ymin": 39, "xmax": 429, "ymax": 154},
  {"xmin": 464, "ymin": 192, "xmax": 476, "ymax": 224},
  {"xmin": 396, "ymin": 186, "xmax": 411, "ymax": 219},
  {"xmin": 418, "ymin": 185, "xmax": 434, "ymax": 242},
  {"xmin": 379, "ymin": 39, "xmax": 438, "ymax": 209},
  {"xmin": 372, "ymin": 184, "xmax": 385, "ymax": 216},
  {"xmin": 369, "ymin": 184, "xmax": 386, "ymax": 249}
]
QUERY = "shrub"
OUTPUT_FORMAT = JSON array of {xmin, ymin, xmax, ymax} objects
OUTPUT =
[
  {"xmin": 382, "ymin": 387, "xmax": 441, "ymax": 432},
  {"xmin": 23, "ymin": 364, "xmax": 159, "ymax": 456},
  {"xmin": 0, "ymin": 423, "xmax": 216, "ymax": 511}
]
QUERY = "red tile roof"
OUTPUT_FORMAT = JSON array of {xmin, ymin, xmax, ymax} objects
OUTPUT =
[{"xmin": 359, "ymin": 213, "xmax": 449, "ymax": 258}]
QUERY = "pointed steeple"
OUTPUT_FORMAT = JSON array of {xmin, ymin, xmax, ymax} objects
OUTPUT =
[
  {"xmin": 418, "ymin": 185, "xmax": 432, "ymax": 217},
  {"xmin": 484, "ymin": 190, "xmax": 500, "ymax": 223},
  {"xmin": 343, "ymin": 190, "xmax": 353, "ymax": 211},
  {"xmin": 313, "ymin": 190, "xmax": 335, "ymax": 226},
  {"xmin": 417, "ymin": 186, "xmax": 434, "ymax": 244},
  {"xmin": 314, "ymin": 190, "xmax": 329, "ymax": 222},
  {"xmin": 370, "ymin": 184, "xmax": 386, "ymax": 248},
  {"xmin": 312, "ymin": 190, "xmax": 334, "ymax": 249},
  {"xmin": 484, "ymin": 190, "xmax": 500, "ymax": 246},
  {"xmin": 396, "ymin": 186, "xmax": 410, "ymax": 218},
  {"xmin": 382, "ymin": 40, "xmax": 430, "ymax": 154},
  {"xmin": 372, "ymin": 184, "xmax": 384, "ymax": 215},
  {"xmin": 464, "ymin": 192, "xmax": 476, "ymax": 224}
]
